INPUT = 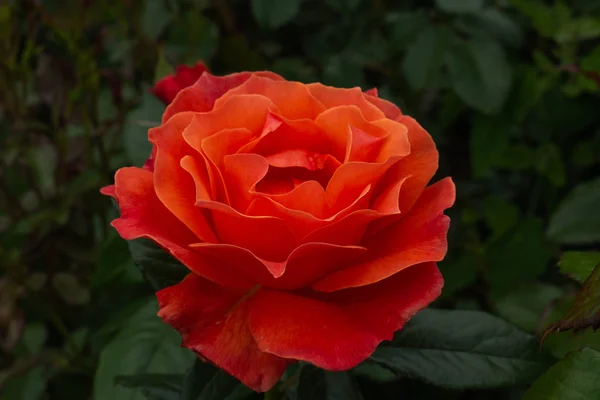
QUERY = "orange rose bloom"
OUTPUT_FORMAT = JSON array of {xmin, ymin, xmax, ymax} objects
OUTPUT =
[{"xmin": 102, "ymin": 70, "xmax": 455, "ymax": 392}]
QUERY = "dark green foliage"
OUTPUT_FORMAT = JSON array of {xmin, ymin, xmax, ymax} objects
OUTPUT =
[{"xmin": 1, "ymin": 0, "xmax": 600, "ymax": 399}]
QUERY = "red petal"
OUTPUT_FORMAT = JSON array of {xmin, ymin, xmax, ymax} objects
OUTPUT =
[
  {"xmin": 149, "ymin": 112, "xmax": 217, "ymax": 243},
  {"xmin": 222, "ymin": 153, "xmax": 269, "ymax": 211},
  {"xmin": 195, "ymin": 200, "xmax": 297, "ymax": 262},
  {"xmin": 162, "ymin": 72, "xmax": 251, "ymax": 122},
  {"xmin": 308, "ymin": 83, "xmax": 385, "ymax": 121},
  {"xmin": 163, "ymin": 71, "xmax": 283, "ymax": 122},
  {"xmin": 189, "ymin": 243, "xmax": 286, "ymax": 280},
  {"xmin": 247, "ymin": 263, "xmax": 442, "ymax": 370},
  {"xmin": 240, "ymin": 113, "xmax": 330, "ymax": 157},
  {"xmin": 215, "ymin": 75, "xmax": 326, "ymax": 120},
  {"xmin": 151, "ymin": 62, "xmax": 209, "ymax": 104},
  {"xmin": 313, "ymin": 178, "xmax": 455, "ymax": 291},
  {"xmin": 319, "ymin": 262, "xmax": 443, "ymax": 339},
  {"xmin": 314, "ymin": 105, "xmax": 388, "ymax": 161},
  {"xmin": 105, "ymin": 167, "xmax": 249, "ymax": 288},
  {"xmin": 268, "ymin": 242, "xmax": 368, "ymax": 290},
  {"xmin": 201, "ymin": 128, "xmax": 253, "ymax": 169},
  {"xmin": 376, "ymin": 116, "xmax": 438, "ymax": 213},
  {"xmin": 364, "ymin": 93, "xmax": 402, "ymax": 120},
  {"xmin": 157, "ymin": 274, "xmax": 289, "ymax": 392}
]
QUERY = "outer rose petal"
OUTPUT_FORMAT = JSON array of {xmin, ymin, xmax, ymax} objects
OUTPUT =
[
  {"xmin": 307, "ymin": 83, "xmax": 385, "ymax": 121},
  {"xmin": 157, "ymin": 274, "xmax": 290, "ymax": 392},
  {"xmin": 163, "ymin": 71, "xmax": 283, "ymax": 123},
  {"xmin": 312, "ymin": 178, "xmax": 455, "ymax": 291},
  {"xmin": 363, "ymin": 91, "xmax": 403, "ymax": 120},
  {"xmin": 375, "ymin": 116, "xmax": 438, "ymax": 214},
  {"xmin": 149, "ymin": 112, "xmax": 217, "ymax": 243},
  {"xmin": 215, "ymin": 75, "xmax": 326, "ymax": 120},
  {"xmin": 247, "ymin": 263, "xmax": 443, "ymax": 370},
  {"xmin": 151, "ymin": 61, "xmax": 209, "ymax": 104},
  {"xmin": 102, "ymin": 167, "xmax": 250, "ymax": 288}
]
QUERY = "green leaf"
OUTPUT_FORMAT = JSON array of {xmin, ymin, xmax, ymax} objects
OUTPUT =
[
  {"xmin": 181, "ymin": 358, "xmax": 243, "ymax": 400},
  {"xmin": 539, "ymin": 295, "xmax": 600, "ymax": 358},
  {"xmin": 1, "ymin": 366, "xmax": 48, "ymax": 400},
  {"xmin": 493, "ymin": 283, "xmax": 564, "ymax": 332},
  {"xmin": 482, "ymin": 197, "xmax": 520, "ymax": 239},
  {"xmin": 94, "ymin": 298, "xmax": 194, "ymax": 400},
  {"xmin": 402, "ymin": 27, "xmax": 449, "ymax": 90},
  {"xmin": 435, "ymin": 0, "xmax": 483, "ymax": 14},
  {"xmin": 142, "ymin": 0, "xmax": 172, "ymax": 40},
  {"xmin": 439, "ymin": 254, "xmax": 478, "ymax": 298},
  {"xmin": 559, "ymin": 252, "xmax": 600, "ymax": 284},
  {"xmin": 388, "ymin": 12, "xmax": 428, "ymax": 49},
  {"xmin": 511, "ymin": 0, "xmax": 557, "ymax": 38},
  {"xmin": 454, "ymin": 9, "xmax": 523, "ymax": 48},
  {"xmin": 271, "ymin": 58, "xmax": 317, "ymax": 83},
  {"xmin": 582, "ymin": 45, "xmax": 600, "ymax": 72},
  {"xmin": 182, "ymin": 359, "xmax": 234, "ymax": 400},
  {"xmin": 351, "ymin": 362, "xmax": 396, "ymax": 382},
  {"xmin": 548, "ymin": 178, "xmax": 600, "ymax": 244},
  {"xmin": 323, "ymin": 54, "xmax": 364, "ymax": 88},
  {"xmin": 128, "ymin": 239, "xmax": 189, "ymax": 291},
  {"xmin": 251, "ymin": 0, "xmax": 301, "ymax": 29},
  {"xmin": 124, "ymin": 90, "xmax": 165, "ymax": 167},
  {"xmin": 523, "ymin": 348, "xmax": 600, "ymax": 400},
  {"xmin": 543, "ymin": 264, "xmax": 600, "ymax": 338},
  {"xmin": 155, "ymin": 47, "xmax": 174, "ymax": 83},
  {"xmin": 486, "ymin": 218, "xmax": 552, "ymax": 294},
  {"xmin": 369, "ymin": 309, "xmax": 552, "ymax": 389},
  {"xmin": 535, "ymin": 143, "xmax": 566, "ymax": 187},
  {"xmin": 115, "ymin": 374, "xmax": 182, "ymax": 400},
  {"xmin": 469, "ymin": 116, "xmax": 511, "ymax": 177},
  {"xmin": 166, "ymin": 13, "xmax": 218, "ymax": 64},
  {"xmin": 324, "ymin": 371, "xmax": 364, "ymax": 400},
  {"xmin": 447, "ymin": 38, "xmax": 513, "ymax": 114},
  {"xmin": 93, "ymin": 232, "xmax": 143, "ymax": 289},
  {"xmin": 287, "ymin": 365, "xmax": 363, "ymax": 400}
]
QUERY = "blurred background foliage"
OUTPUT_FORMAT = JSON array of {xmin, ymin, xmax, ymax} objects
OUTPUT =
[{"xmin": 1, "ymin": 0, "xmax": 600, "ymax": 399}]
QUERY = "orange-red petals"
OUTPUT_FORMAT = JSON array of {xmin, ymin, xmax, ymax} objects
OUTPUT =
[
  {"xmin": 308, "ymin": 83, "xmax": 385, "ymax": 121},
  {"xmin": 157, "ymin": 274, "xmax": 289, "ymax": 392},
  {"xmin": 104, "ymin": 67, "xmax": 454, "ymax": 392},
  {"xmin": 149, "ymin": 112, "xmax": 217, "ymax": 243},
  {"xmin": 216, "ymin": 75, "xmax": 326, "ymax": 120},
  {"xmin": 313, "ymin": 178, "xmax": 455, "ymax": 292},
  {"xmin": 107, "ymin": 167, "xmax": 249, "ymax": 288},
  {"xmin": 151, "ymin": 61, "xmax": 209, "ymax": 104},
  {"xmin": 247, "ymin": 263, "xmax": 443, "ymax": 370}
]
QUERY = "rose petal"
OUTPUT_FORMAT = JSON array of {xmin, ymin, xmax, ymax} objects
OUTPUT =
[
  {"xmin": 157, "ymin": 274, "xmax": 289, "ymax": 392},
  {"xmin": 314, "ymin": 105, "xmax": 389, "ymax": 162},
  {"xmin": 215, "ymin": 75, "xmax": 326, "ymax": 120},
  {"xmin": 308, "ymin": 83, "xmax": 385, "ymax": 121},
  {"xmin": 162, "ymin": 71, "xmax": 283, "ymax": 123},
  {"xmin": 247, "ymin": 263, "xmax": 443, "ymax": 370},
  {"xmin": 195, "ymin": 200, "xmax": 297, "ymax": 262},
  {"xmin": 201, "ymin": 128, "xmax": 253, "ymax": 169},
  {"xmin": 268, "ymin": 242, "xmax": 368, "ymax": 290},
  {"xmin": 375, "ymin": 116, "xmax": 438, "ymax": 213},
  {"xmin": 149, "ymin": 112, "xmax": 217, "ymax": 243},
  {"xmin": 105, "ymin": 167, "xmax": 249, "ymax": 288},
  {"xmin": 222, "ymin": 153, "xmax": 269, "ymax": 211},
  {"xmin": 364, "ymin": 92, "xmax": 402, "ymax": 120},
  {"xmin": 312, "ymin": 178, "xmax": 455, "ymax": 291},
  {"xmin": 190, "ymin": 243, "xmax": 286, "ymax": 280},
  {"xmin": 240, "ymin": 112, "xmax": 330, "ymax": 157},
  {"xmin": 151, "ymin": 62, "xmax": 209, "ymax": 104}
]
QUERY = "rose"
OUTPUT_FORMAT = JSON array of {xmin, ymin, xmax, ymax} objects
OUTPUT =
[
  {"xmin": 102, "ymin": 69, "xmax": 455, "ymax": 392},
  {"xmin": 150, "ymin": 61, "xmax": 209, "ymax": 104}
]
